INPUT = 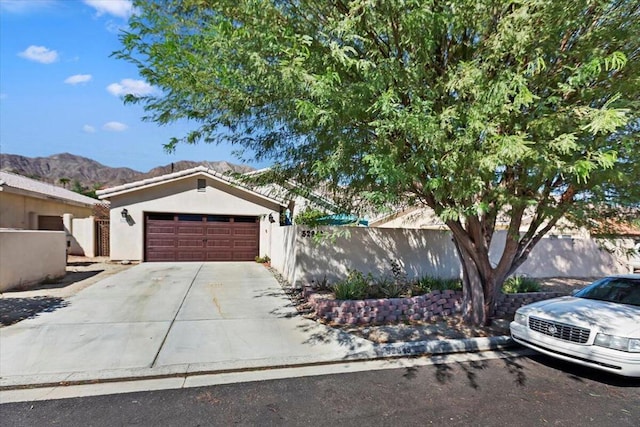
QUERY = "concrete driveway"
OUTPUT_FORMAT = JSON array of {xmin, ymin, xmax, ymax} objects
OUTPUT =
[{"xmin": 0, "ymin": 263, "xmax": 373, "ymax": 384}]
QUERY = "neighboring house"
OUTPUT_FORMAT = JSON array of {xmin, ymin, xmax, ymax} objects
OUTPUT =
[
  {"xmin": 0, "ymin": 170, "xmax": 99, "ymax": 230},
  {"xmin": 96, "ymin": 166, "xmax": 289, "ymax": 262},
  {"xmin": 0, "ymin": 171, "xmax": 101, "ymax": 291},
  {"xmin": 371, "ymin": 205, "xmax": 586, "ymax": 238}
]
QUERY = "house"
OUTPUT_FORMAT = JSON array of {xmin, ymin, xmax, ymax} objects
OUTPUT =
[
  {"xmin": 0, "ymin": 170, "xmax": 99, "ymax": 230},
  {"xmin": 96, "ymin": 166, "xmax": 289, "ymax": 262},
  {"xmin": 0, "ymin": 171, "xmax": 102, "ymax": 291}
]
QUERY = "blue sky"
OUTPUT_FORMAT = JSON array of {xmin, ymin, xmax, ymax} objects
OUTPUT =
[{"xmin": 0, "ymin": 0, "xmax": 264, "ymax": 171}]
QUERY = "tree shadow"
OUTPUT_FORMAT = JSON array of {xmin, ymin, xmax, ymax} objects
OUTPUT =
[{"xmin": 0, "ymin": 297, "xmax": 69, "ymax": 326}]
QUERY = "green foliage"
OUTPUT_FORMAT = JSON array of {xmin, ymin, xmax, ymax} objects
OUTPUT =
[
  {"xmin": 117, "ymin": 0, "xmax": 640, "ymax": 324},
  {"xmin": 294, "ymin": 208, "xmax": 327, "ymax": 226},
  {"xmin": 332, "ymin": 270, "xmax": 371, "ymax": 300},
  {"xmin": 412, "ymin": 276, "xmax": 463, "ymax": 295},
  {"xmin": 502, "ymin": 276, "xmax": 541, "ymax": 294},
  {"xmin": 255, "ymin": 255, "xmax": 271, "ymax": 264}
]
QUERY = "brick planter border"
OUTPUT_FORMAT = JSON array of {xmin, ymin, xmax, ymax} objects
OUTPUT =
[{"xmin": 303, "ymin": 287, "xmax": 565, "ymax": 325}]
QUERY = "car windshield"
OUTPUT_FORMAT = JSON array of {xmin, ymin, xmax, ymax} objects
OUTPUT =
[{"xmin": 574, "ymin": 278, "xmax": 640, "ymax": 307}]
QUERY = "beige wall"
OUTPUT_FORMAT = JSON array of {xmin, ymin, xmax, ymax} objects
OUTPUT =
[
  {"xmin": 0, "ymin": 192, "xmax": 93, "ymax": 229},
  {"xmin": 270, "ymin": 226, "xmax": 627, "ymax": 287},
  {"xmin": 107, "ymin": 175, "xmax": 283, "ymax": 261},
  {"xmin": 0, "ymin": 230, "xmax": 66, "ymax": 292}
]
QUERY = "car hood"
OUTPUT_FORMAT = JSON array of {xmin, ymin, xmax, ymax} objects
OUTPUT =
[{"xmin": 519, "ymin": 296, "xmax": 640, "ymax": 337}]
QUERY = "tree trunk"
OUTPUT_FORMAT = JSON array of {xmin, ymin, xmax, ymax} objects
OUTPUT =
[
  {"xmin": 453, "ymin": 239, "xmax": 486, "ymax": 325},
  {"xmin": 453, "ymin": 236, "xmax": 502, "ymax": 326}
]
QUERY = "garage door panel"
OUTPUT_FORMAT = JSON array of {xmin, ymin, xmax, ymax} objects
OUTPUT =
[
  {"xmin": 146, "ymin": 250, "xmax": 177, "ymax": 262},
  {"xmin": 177, "ymin": 225, "xmax": 205, "ymax": 235},
  {"xmin": 147, "ymin": 238, "xmax": 176, "ymax": 248},
  {"xmin": 177, "ymin": 239, "xmax": 205, "ymax": 248},
  {"xmin": 145, "ymin": 214, "xmax": 259, "ymax": 262},
  {"xmin": 177, "ymin": 251, "xmax": 205, "ymax": 261}
]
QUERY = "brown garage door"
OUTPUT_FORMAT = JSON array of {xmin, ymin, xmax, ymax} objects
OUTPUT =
[{"xmin": 145, "ymin": 213, "xmax": 260, "ymax": 262}]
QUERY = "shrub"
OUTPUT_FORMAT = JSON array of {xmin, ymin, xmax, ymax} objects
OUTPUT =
[
  {"xmin": 294, "ymin": 208, "xmax": 327, "ymax": 226},
  {"xmin": 503, "ymin": 276, "xmax": 541, "ymax": 293},
  {"xmin": 412, "ymin": 276, "xmax": 462, "ymax": 295},
  {"xmin": 255, "ymin": 255, "xmax": 271, "ymax": 264},
  {"xmin": 372, "ymin": 275, "xmax": 406, "ymax": 298},
  {"xmin": 332, "ymin": 270, "xmax": 371, "ymax": 300}
]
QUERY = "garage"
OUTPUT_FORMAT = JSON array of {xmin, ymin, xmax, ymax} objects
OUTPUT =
[
  {"xmin": 145, "ymin": 213, "xmax": 260, "ymax": 262},
  {"xmin": 96, "ymin": 166, "xmax": 286, "ymax": 263}
]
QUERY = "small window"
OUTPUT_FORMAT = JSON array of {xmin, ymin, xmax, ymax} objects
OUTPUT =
[
  {"xmin": 147, "ymin": 213, "xmax": 174, "ymax": 221},
  {"xmin": 197, "ymin": 179, "xmax": 206, "ymax": 192},
  {"xmin": 206, "ymin": 215, "xmax": 231, "ymax": 222},
  {"xmin": 177, "ymin": 214, "xmax": 204, "ymax": 222},
  {"xmin": 233, "ymin": 216, "xmax": 257, "ymax": 223}
]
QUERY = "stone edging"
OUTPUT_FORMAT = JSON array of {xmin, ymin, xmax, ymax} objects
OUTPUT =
[{"xmin": 303, "ymin": 287, "xmax": 566, "ymax": 325}]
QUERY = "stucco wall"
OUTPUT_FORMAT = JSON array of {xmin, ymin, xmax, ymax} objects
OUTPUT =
[
  {"xmin": 107, "ymin": 175, "xmax": 283, "ymax": 261},
  {"xmin": 70, "ymin": 216, "xmax": 96, "ymax": 257},
  {"xmin": 273, "ymin": 226, "xmax": 627, "ymax": 287},
  {"xmin": 0, "ymin": 230, "xmax": 66, "ymax": 292},
  {"xmin": 0, "ymin": 192, "xmax": 93, "ymax": 229}
]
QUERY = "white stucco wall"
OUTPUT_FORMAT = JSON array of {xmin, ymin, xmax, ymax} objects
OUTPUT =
[
  {"xmin": 271, "ymin": 226, "xmax": 627, "ymax": 287},
  {"xmin": 0, "ymin": 230, "xmax": 66, "ymax": 291},
  {"xmin": 69, "ymin": 216, "xmax": 96, "ymax": 257},
  {"xmin": 106, "ymin": 175, "xmax": 283, "ymax": 261}
]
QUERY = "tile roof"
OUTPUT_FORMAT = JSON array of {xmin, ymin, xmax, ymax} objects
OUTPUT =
[
  {"xmin": 96, "ymin": 166, "xmax": 287, "ymax": 206},
  {"xmin": 0, "ymin": 171, "xmax": 100, "ymax": 207}
]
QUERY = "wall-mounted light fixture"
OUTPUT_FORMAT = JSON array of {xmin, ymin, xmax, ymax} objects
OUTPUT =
[
  {"xmin": 268, "ymin": 213, "xmax": 275, "ymax": 223},
  {"xmin": 121, "ymin": 208, "xmax": 129, "ymax": 218}
]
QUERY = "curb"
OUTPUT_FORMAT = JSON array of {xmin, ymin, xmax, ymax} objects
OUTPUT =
[{"xmin": 0, "ymin": 336, "xmax": 515, "ymax": 391}]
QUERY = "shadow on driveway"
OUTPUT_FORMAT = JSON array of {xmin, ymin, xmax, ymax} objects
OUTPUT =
[{"xmin": 0, "ymin": 297, "xmax": 69, "ymax": 327}]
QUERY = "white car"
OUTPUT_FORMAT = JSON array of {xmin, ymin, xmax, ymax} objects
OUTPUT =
[{"xmin": 510, "ymin": 275, "xmax": 640, "ymax": 377}]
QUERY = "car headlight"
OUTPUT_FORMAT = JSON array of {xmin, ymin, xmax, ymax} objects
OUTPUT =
[
  {"xmin": 594, "ymin": 333, "xmax": 640, "ymax": 353},
  {"xmin": 514, "ymin": 312, "xmax": 527, "ymax": 325}
]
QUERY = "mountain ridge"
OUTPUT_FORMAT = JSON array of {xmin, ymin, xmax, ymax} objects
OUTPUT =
[{"xmin": 0, "ymin": 153, "xmax": 256, "ymax": 191}]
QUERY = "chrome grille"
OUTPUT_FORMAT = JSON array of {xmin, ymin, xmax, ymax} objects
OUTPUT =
[{"xmin": 528, "ymin": 316, "xmax": 590, "ymax": 344}]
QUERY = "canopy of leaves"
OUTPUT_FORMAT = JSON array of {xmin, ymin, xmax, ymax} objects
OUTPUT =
[{"xmin": 119, "ymin": 0, "xmax": 638, "ymax": 222}]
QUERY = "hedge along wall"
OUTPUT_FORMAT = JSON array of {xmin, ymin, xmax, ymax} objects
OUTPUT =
[{"xmin": 304, "ymin": 288, "xmax": 565, "ymax": 325}]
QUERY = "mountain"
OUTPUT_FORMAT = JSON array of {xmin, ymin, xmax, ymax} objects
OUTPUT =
[{"xmin": 0, "ymin": 153, "xmax": 256, "ymax": 191}]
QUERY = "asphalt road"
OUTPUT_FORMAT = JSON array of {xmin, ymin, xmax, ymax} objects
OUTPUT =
[{"xmin": 2, "ymin": 354, "xmax": 639, "ymax": 426}]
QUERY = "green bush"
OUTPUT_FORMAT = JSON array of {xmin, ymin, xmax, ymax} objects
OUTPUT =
[
  {"xmin": 412, "ymin": 276, "xmax": 462, "ymax": 295},
  {"xmin": 332, "ymin": 270, "xmax": 371, "ymax": 300},
  {"xmin": 294, "ymin": 208, "xmax": 328, "ymax": 226},
  {"xmin": 255, "ymin": 255, "xmax": 271, "ymax": 264},
  {"xmin": 503, "ymin": 276, "xmax": 541, "ymax": 293}
]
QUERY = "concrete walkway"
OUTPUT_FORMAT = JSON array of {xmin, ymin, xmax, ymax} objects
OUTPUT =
[{"xmin": 1, "ymin": 262, "xmax": 512, "ymax": 392}]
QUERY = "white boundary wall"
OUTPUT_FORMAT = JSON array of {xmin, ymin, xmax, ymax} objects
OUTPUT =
[
  {"xmin": 270, "ymin": 226, "xmax": 628, "ymax": 287},
  {"xmin": 0, "ymin": 230, "xmax": 66, "ymax": 292}
]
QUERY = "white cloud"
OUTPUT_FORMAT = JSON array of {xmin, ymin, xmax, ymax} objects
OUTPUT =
[
  {"xmin": 83, "ymin": 124, "xmax": 96, "ymax": 133},
  {"xmin": 83, "ymin": 0, "xmax": 134, "ymax": 19},
  {"xmin": 107, "ymin": 78, "xmax": 155, "ymax": 97},
  {"xmin": 103, "ymin": 121, "xmax": 128, "ymax": 132},
  {"xmin": 0, "ymin": 0, "xmax": 56, "ymax": 14},
  {"xmin": 18, "ymin": 45, "xmax": 59, "ymax": 64},
  {"xmin": 65, "ymin": 74, "xmax": 92, "ymax": 85}
]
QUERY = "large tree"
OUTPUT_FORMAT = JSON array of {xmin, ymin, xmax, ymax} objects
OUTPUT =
[{"xmin": 117, "ymin": 0, "xmax": 640, "ymax": 325}]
